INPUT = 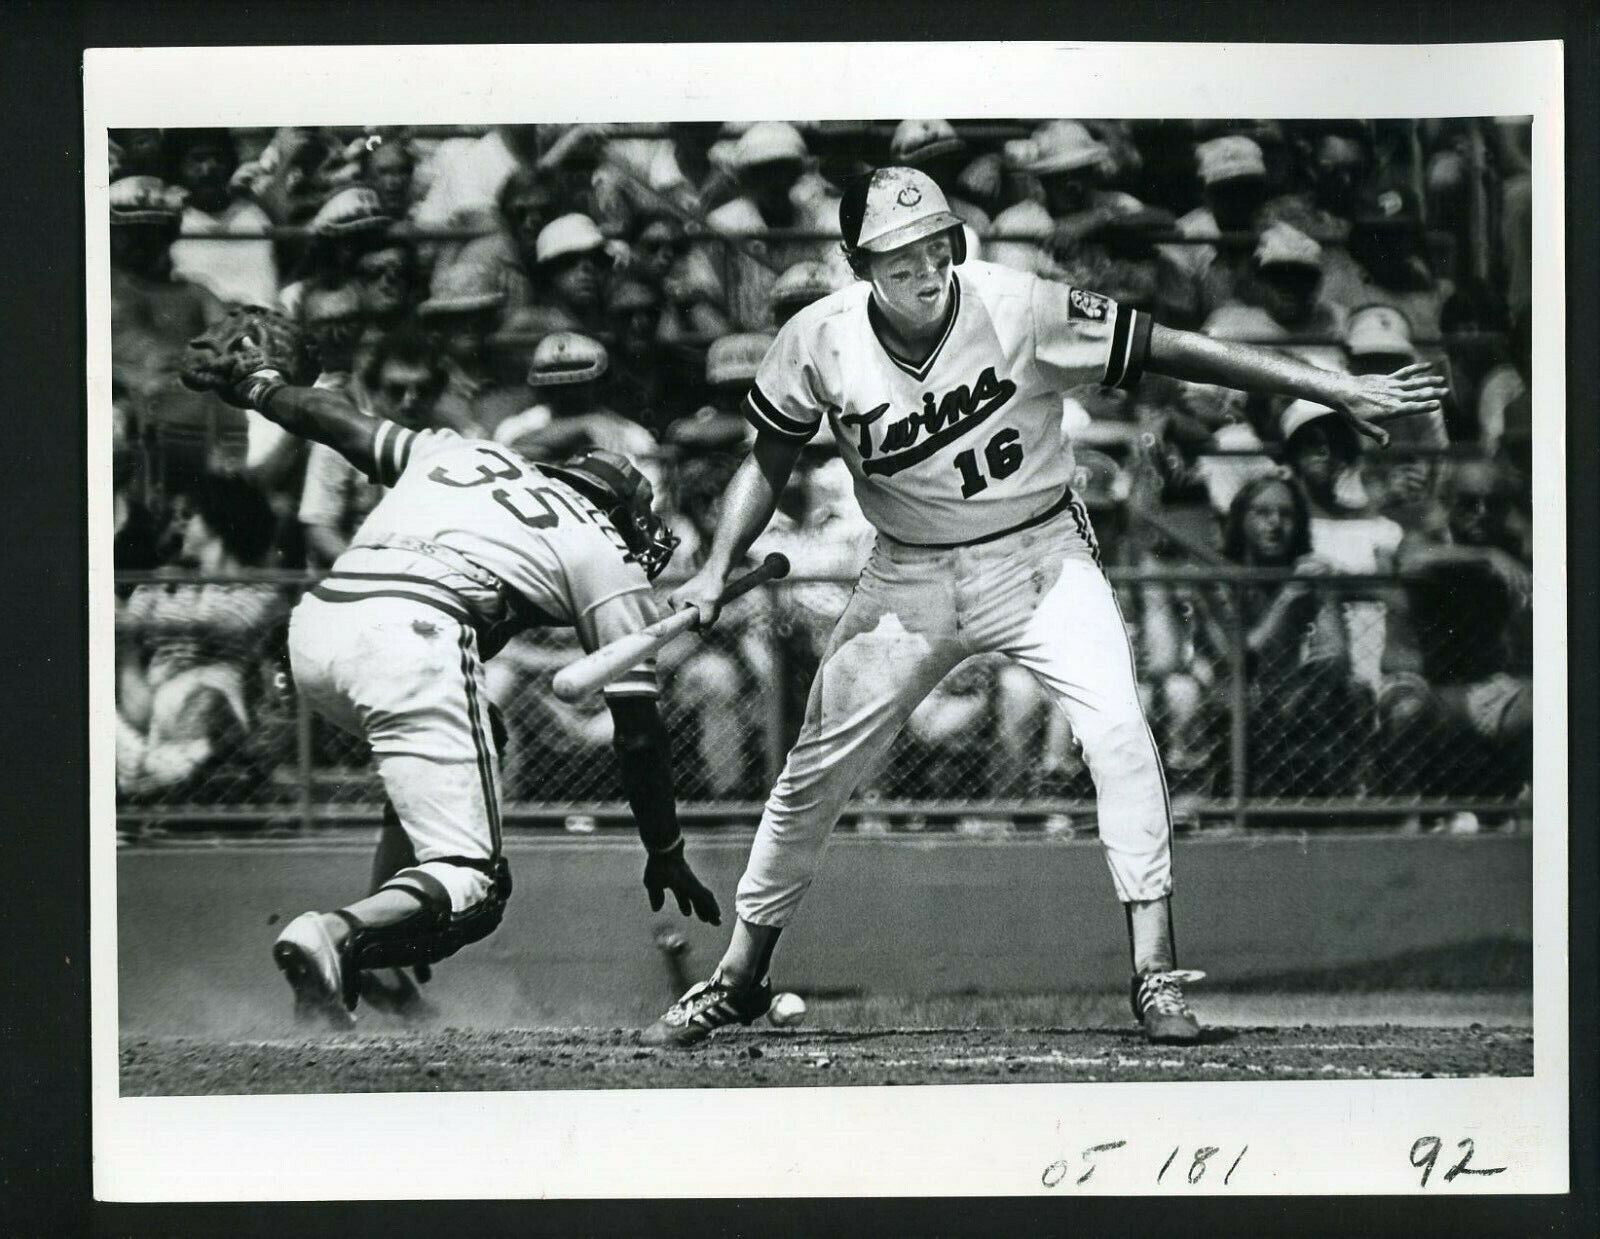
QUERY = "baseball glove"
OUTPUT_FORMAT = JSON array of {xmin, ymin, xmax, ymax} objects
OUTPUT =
[{"xmin": 180, "ymin": 306, "xmax": 319, "ymax": 405}]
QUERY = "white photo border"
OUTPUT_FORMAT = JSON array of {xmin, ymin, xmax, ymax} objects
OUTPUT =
[{"xmin": 86, "ymin": 39, "xmax": 1567, "ymax": 1200}]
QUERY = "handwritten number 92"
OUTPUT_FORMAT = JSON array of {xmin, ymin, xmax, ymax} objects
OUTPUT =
[{"xmin": 1410, "ymin": 1137, "xmax": 1507, "ymax": 1188}]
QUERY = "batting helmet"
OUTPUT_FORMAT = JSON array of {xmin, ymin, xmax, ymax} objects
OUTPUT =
[
  {"xmin": 540, "ymin": 449, "xmax": 680, "ymax": 580},
  {"xmin": 838, "ymin": 166, "xmax": 967, "ymax": 276}
]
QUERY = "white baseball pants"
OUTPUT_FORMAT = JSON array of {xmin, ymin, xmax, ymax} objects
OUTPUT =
[
  {"xmin": 289, "ymin": 592, "xmax": 500, "ymax": 913},
  {"xmin": 736, "ymin": 501, "xmax": 1172, "ymax": 926}
]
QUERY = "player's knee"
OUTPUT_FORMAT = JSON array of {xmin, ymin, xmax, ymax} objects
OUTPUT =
[
  {"xmin": 1077, "ymin": 710, "xmax": 1160, "ymax": 778},
  {"xmin": 345, "ymin": 857, "xmax": 513, "ymax": 970},
  {"xmin": 387, "ymin": 859, "xmax": 496, "ymax": 913}
]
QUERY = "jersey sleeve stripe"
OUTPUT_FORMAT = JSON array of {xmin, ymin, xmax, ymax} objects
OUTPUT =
[
  {"xmin": 394, "ymin": 425, "xmax": 417, "ymax": 476},
  {"xmin": 1102, "ymin": 305, "xmax": 1152, "ymax": 390},
  {"xmin": 370, "ymin": 421, "xmax": 396, "ymax": 484},
  {"xmin": 744, "ymin": 387, "xmax": 817, "ymax": 442}
]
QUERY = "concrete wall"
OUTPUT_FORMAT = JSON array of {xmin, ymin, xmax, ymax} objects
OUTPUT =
[{"xmin": 117, "ymin": 832, "xmax": 1531, "ymax": 1035}]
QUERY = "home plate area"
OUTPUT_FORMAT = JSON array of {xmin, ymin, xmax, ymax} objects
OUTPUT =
[{"xmin": 120, "ymin": 1017, "xmax": 1530, "ymax": 1094}]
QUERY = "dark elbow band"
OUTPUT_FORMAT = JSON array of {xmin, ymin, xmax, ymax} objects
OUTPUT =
[{"xmin": 1103, "ymin": 307, "xmax": 1153, "ymax": 390}]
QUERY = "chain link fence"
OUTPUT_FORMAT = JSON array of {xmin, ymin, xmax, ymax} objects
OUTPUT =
[{"xmin": 114, "ymin": 567, "xmax": 1533, "ymax": 834}]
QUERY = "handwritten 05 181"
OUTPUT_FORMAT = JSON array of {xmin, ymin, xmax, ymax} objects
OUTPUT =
[{"xmin": 1042, "ymin": 1141, "xmax": 1247, "ymax": 1189}]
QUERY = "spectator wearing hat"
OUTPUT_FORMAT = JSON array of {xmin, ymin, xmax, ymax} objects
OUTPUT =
[
  {"xmin": 701, "ymin": 122, "xmax": 848, "ymax": 330},
  {"xmin": 417, "ymin": 257, "xmax": 524, "ymax": 435},
  {"xmin": 1378, "ymin": 456, "xmax": 1532, "ymax": 809},
  {"xmin": 1281, "ymin": 399, "xmax": 1403, "ymax": 695},
  {"xmin": 164, "ymin": 129, "xmax": 280, "ymax": 308},
  {"xmin": 531, "ymin": 124, "xmax": 634, "ymax": 238},
  {"xmin": 889, "ymin": 119, "xmax": 993, "ymax": 246},
  {"xmin": 297, "ymin": 327, "xmax": 457, "ymax": 569},
  {"xmin": 1160, "ymin": 134, "xmax": 1275, "ymax": 319},
  {"xmin": 768, "ymin": 258, "xmax": 845, "ymax": 329},
  {"xmin": 1187, "ymin": 223, "xmax": 1350, "ymax": 505},
  {"xmin": 504, "ymin": 212, "xmax": 614, "ymax": 347},
  {"xmin": 604, "ymin": 277, "xmax": 667, "ymax": 429},
  {"xmin": 493, "ymin": 332, "xmax": 659, "ymax": 471},
  {"xmin": 1344, "ymin": 304, "xmax": 1449, "ymax": 532},
  {"xmin": 360, "ymin": 135, "xmax": 420, "ymax": 222},
  {"xmin": 109, "ymin": 176, "xmax": 231, "ymax": 482},
  {"xmin": 664, "ymin": 332, "xmax": 772, "ymax": 454},
  {"xmin": 227, "ymin": 127, "xmax": 348, "ymax": 226},
  {"xmin": 277, "ymin": 185, "xmax": 395, "ymax": 321},
  {"xmin": 1327, "ymin": 185, "xmax": 1446, "ymax": 341},
  {"xmin": 426, "ymin": 166, "xmax": 564, "ymax": 325},
  {"xmin": 989, "ymin": 120, "xmax": 1148, "ymax": 278},
  {"xmin": 1204, "ymin": 223, "xmax": 1348, "ymax": 372}
]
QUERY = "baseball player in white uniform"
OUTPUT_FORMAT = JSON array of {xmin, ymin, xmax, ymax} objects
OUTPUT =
[
  {"xmin": 642, "ymin": 167, "xmax": 1448, "ymax": 1046},
  {"xmin": 183, "ymin": 321, "xmax": 723, "ymax": 1025}
]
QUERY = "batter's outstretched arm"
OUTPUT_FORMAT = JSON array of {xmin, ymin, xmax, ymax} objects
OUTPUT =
[
  {"xmin": 249, "ymin": 383, "xmax": 389, "ymax": 481},
  {"xmin": 1144, "ymin": 323, "xmax": 1449, "ymax": 449},
  {"xmin": 670, "ymin": 430, "xmax": 804, "ymax": 628}
]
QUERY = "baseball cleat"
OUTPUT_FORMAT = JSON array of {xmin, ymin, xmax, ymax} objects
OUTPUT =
[
  {"xmin": 1131, "ymin": 969, "xmax": 1206, "ymax": 1044},
  {"xmin": 640, "ymin": 971, "xmax": 773, "ymax": 1048},
  {"xmin": 273, "ymin": 911, "xmax": 356, "ymax": 1028}
]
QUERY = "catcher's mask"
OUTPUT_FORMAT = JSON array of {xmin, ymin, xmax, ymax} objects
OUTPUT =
[{"xmin": 540, "ymin": 449, "xmax": 680, "ymax": 580}]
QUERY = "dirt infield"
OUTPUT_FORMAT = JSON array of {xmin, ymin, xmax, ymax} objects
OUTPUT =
[{"xmin": 120, "ymin": 1021, "xmax": 1529, "ymax": 1095}]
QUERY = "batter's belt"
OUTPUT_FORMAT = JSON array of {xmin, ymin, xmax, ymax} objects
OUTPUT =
[{"xmin": 883, "ymin": 487, "xmax": 1076, "ymax": 551}]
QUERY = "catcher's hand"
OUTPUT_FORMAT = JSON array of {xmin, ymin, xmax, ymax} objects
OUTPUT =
[
  {"xmin": 181, "ymin": 306, "xmax": 318, "ymax": 407},
  {"xmin": 643, "ymin": 840, "xmax": 721, "ymax": 925}
]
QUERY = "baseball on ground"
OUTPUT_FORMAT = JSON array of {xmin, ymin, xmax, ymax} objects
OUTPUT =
[{"xmin": 767, "ymin": 991, "xmax": 807, "ymax": 1027}]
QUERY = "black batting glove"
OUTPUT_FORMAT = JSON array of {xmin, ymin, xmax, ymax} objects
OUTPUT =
[{"xmin": 643, "ymin": 840, "xmax": 722, "ymax": 925}]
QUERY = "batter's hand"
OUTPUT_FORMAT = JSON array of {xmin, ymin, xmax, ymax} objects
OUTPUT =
[
  {"xmin": 668, "ymin": 564, "xmax": 730, "ymax": 631},
  {"xmin": 1334, "ymin": 363, "xmax": 1450, "ymax": 449},
  {"xmin": 643, "ymin": 841, "xmax": 722, "ymax": 924}
]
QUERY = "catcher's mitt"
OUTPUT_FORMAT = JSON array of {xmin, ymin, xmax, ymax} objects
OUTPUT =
[{"xmin": 180, "ymin": 306, "xmax": 319, "ymax": 404}]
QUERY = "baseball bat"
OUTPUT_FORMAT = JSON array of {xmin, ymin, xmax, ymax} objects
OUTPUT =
[{"xmin": 551, "ymin": 552, "xmax": 790, "ymax": 702}]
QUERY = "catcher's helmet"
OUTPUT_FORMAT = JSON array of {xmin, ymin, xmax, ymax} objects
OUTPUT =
[
  {"xmin": 839, "ymin": 166, "xmax": 967, "ymax": 276},
  {"xmin": 540, "ymin": 449, "xmax": 680, "ymax": 580}
]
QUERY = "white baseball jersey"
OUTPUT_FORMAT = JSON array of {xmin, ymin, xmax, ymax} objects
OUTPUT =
[
  {"xmin": 742, "ymin": 259, "xmax": 1152, "ymax": 545},
  {"xmin": 315, "ymin": 424, "xmax": 660, "ymax": 696}
]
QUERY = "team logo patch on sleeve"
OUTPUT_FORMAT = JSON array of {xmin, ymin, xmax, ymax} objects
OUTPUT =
[{"xmin": 1068, "ymin": 288, "xmax": 1111, "ymax": 322}]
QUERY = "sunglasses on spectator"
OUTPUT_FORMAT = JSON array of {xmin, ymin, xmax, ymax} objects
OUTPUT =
[
  {"xmin": 381, "ymin": 380, "xmax": 435, "ymax": 403},
  {"xmin": 1451, "ymin": 492, "xmax": 1507, "ymax": 512},
  {"xmin": 356, "ymin": 257, "xmax": 408, "ymax": 280}
]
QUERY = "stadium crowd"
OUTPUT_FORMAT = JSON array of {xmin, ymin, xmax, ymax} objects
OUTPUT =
[{"xmin": 110, "ymin": 119, "xmax": 1535, "ymax": 825}]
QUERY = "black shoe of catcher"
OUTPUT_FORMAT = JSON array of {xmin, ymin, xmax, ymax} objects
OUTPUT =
[
  {"xmin": 641, "ymin": 971, "xmax": 773, "ymax": 1048},
  {"xmin": 1131, "ymin": 969, "xmax": 1206, "ymax": 1044}
]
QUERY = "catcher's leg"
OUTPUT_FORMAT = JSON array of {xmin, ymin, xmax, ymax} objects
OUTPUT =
[{"xmin": 278, "ymin": 600, "xmax": 507, "ymax": 1020}]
